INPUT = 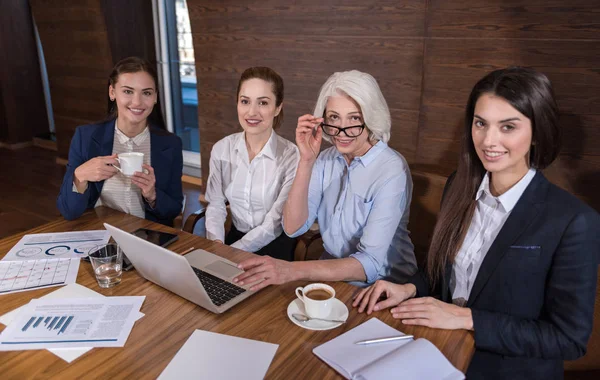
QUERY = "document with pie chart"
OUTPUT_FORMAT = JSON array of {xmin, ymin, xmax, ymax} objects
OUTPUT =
[{"xmin": 1, "ymin": 230, "xmax": 110, "ymax": 262}]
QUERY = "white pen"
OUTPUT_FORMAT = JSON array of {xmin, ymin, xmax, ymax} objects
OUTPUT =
[{"xmin": 355, "ymin": 335, "xmax": 414, "ymax": 345}]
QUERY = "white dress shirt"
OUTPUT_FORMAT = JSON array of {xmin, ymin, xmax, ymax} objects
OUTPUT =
[
  {"xmin": 205, "ymin": 131, "xmax": 299, "ymax": 252},
  {"xmin": 451, "ymin": 168, "xmax": 537, "ymax": 306},
  {"xmin": 93, "ymin": 122, "xmax": 151, "ymax": 218}
]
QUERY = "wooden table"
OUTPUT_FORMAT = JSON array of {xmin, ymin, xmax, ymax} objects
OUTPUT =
[{"xmin": 0, "ymin": 207, "xmax": 474, "ymax": 379}]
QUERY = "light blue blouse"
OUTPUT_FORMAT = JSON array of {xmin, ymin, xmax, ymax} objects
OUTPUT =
[{"xmin": 287, "ymin": 141, "xmax": 417, "ymax": 285}]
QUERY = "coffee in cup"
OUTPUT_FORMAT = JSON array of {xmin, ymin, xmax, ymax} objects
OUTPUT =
[
  {"xmin": 295, "ymin": 283, "xmax": 336, "ymax": 319},
  {"xmin": 113, "ymin": 152, "xmax": 144, "ymax": 177},
  {"xmin": 305, "ymin": 288, "xmax": 333, "ymax": 301}
]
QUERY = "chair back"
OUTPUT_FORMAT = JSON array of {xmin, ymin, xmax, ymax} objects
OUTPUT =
[{"xmin": 565, "ymin": 267, "xmax": 600, "ymax": 371}]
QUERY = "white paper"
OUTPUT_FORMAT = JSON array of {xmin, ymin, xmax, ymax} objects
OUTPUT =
[
  {"xmin": 0, "ymin": 283, "xmax": 144, "ymax": 363},
  {"xmin": 0, "ymin": 296, "xmax": 144, "ymax": 351},
  {"xmin": 356, "ymin": 338, "xmax": 464, "ymax": 380},
  {"xmin": 0, "ymin": 258, "xmax": 80, "ymax": 294},
  {"xmin": 313, "ymin": 318, "xmax": 411, "ymax": 378},
  {"xmin": 1, "ymin": 230, "xmax": 110, "ymax": 261},
  {"xmin": 158, "ymin": 330, "xmax": 279, "ymax": 380},
  {"xmin": 313, "ymin": 318, "xmax": 464, "ymax": 380}
]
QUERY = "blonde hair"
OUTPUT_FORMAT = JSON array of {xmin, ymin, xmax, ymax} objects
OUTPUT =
[{"xmin": 313, "ymin": 70, "xmax": 391, "ymax": 143}]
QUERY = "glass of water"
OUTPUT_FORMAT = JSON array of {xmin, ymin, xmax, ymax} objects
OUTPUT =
[{"xmin": 89, "ymin": 243, "xmax": 123, "ymax": 288}]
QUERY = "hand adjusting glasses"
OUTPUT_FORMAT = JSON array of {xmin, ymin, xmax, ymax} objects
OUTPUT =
[{"xmin": 320, "ymin": 122, "xmax": 366, "ymax": 138}]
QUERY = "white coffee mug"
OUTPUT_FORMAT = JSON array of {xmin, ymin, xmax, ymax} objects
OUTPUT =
[
  {"xmin": 295, "ymin": 283, "xmax": 335, "ymax": 319},
  {"xmin": 113, "ymin": 152, "xmax": 144, "ymax": 177}
]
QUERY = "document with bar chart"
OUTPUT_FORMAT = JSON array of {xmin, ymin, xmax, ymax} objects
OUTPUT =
[
  {"xmin": 0, "ymin": 258, "xmax": 80, "ymax": 294},
  {"xmin": 0, "ymin": 296, "xmax": 145, "ymax": 350}
]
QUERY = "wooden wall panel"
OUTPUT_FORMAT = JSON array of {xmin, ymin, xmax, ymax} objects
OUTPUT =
[
  {"xmin": 427, "ymin": 0, "xmax": 600, "ymax": 40},
  {"xmin": 30, "ymin": 0, "xmax": 113, "ymax": 160},
  {"xmin": 188, "ymin": 0, "xmax": 426, "ymax": 186},
  {"xmin": 29, "ymin": 0, "xmax": 158, "ymax": 160},
  {"xmin": 188, "ymin": 1, "xmax": 426, "ymax": 37},
  {"xmin": 0, "ymin": 0, "xmax": 49, "ymax": 145},
  {"xmin": 101, "ymin": 0, "xmax": 157, "ymax": 64}
]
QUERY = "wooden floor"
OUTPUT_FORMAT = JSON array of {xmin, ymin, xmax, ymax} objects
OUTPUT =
[{"xmin": 0, "ymin": 146, "xmax": 203, "ymax": 239}]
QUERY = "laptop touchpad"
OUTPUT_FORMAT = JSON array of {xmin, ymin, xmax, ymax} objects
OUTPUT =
[{"xmin": 205, "ymin": 260, "xmax": 243, "ymax": 278}]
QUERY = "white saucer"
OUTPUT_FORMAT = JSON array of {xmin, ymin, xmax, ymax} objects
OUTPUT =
[{"xmin": 287, "ymin": 298, "xmax": 349, "ymax": 331}]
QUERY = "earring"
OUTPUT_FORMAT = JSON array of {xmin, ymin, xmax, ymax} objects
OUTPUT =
[{"xmin": 110, "ymin": 97, "xmax": 115, "ymax": 101}]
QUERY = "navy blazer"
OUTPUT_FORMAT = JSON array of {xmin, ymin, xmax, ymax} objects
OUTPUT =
[
  {"xmin": 409, "ymin": 171, "xmax": 599, "ymax": 380},
  {"xmin": 57, "ymin": 119, "xmax": 183, "ymax": 226}
]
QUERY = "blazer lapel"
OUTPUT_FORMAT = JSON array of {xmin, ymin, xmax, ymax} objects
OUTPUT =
[
  {"xmin": 89, "ymin": 120, "xmax": 115, "ymax": 195},
  {"xmin": 149, "ymin": 126, "xmax": 174, "ymax": 175},
  {"xmin": 466, "ymin": 172, "xmax": 548, "ymax": 307}
]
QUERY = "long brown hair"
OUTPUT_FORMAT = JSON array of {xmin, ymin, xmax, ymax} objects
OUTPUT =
[
  {"xmin": 106, "ymin": 57, "xmax": 165, "ymax": 129},
  {"xmin": 426, "ymin": 67, "xmax": 562, "ymax": 289},
  {"xmin": 236, "ymin": 67, "xmax": 284, "ymax": 129}
]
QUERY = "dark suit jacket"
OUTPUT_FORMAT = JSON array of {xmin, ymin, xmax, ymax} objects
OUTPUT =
[
  {"xmin": 409, "ymin": 171, "xmax": 599, "ymax": 380},
  {"xmin": 56, "ymin": 119, "xmax": 183, "ymax": 226}
]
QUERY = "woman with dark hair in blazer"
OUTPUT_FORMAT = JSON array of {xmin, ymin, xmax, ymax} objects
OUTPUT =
[
  {"xmin": 57, "ymin": 57, "xmax": 183, "ymax": 226},
  {"xmin": 353, "ymin": 67, "xmax": 599, "ymax": 379}
]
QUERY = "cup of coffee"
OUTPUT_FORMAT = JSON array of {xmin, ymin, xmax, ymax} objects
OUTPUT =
[
  {"xmin": 295, "ymin": 283, "xmax": 335, "ymax": 319},
  {"xmin": 113, "ymin": 152, "xmax": 144, "ymax": 177}
]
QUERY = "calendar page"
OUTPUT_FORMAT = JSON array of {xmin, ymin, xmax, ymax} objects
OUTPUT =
[{"xmin": 0, "ymin": 258, "xmax": 80, "ymax": 295}]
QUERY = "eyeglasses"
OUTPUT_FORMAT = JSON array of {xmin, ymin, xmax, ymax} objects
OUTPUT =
[{"xmin": 320, "ymin": 123, "xmax": 366, "ymax": 137}]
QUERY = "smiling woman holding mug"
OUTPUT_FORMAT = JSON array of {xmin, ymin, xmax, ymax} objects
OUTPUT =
[{"xmin": 57, "ymin": 57, "xmax": 183, "ymax": 226}]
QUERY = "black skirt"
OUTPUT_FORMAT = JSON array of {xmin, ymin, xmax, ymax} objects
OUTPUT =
[{"xmin": 225, "ymin": 224, "xmax": 296, "ymax": 261}]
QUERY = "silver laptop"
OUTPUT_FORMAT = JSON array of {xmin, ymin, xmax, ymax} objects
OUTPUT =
[{"xmin": 103, "ymin": 223, "xmax": 256, "ymax": 314}]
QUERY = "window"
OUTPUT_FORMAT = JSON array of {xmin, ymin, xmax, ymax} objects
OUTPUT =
[{"xmin": 153, "ymin": 0, "xmax": 200, "ymax": 177}]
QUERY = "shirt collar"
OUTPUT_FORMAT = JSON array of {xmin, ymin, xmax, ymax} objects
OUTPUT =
[
  {"xmin": 234, "ymin": 130, "xmax": 277, "ymax": 160},
  {"xmin": 335, "ymin": 140, "xmax": 387, "ymax": 167},
  {"xmin": 476, "ymin": 168, "xmax": 537, "ymax": 212},
  {"xmin": 114, "ymin": 120, "xmax": 149, "ymax": 146}
]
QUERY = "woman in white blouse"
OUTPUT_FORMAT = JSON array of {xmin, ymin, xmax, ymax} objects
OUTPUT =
[{"xmin": 204, "ymin": 67, "xmax": 299, "ymax": 260}]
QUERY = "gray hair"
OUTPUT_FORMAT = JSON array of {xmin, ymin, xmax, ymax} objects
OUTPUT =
[{"xmin": 313, "ymin": 70, "xmax": 391, "ymax": 143}]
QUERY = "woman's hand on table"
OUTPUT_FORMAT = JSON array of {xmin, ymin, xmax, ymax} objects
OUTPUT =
[
  {"xmin": 233, "ymin": 256, "xmax": 295, "ymax": 291},
  {"xmin": 391, "ymin": 297, "xmax": 474, "ymax": 330},
  {"xmin": 353, "ymin": 280, "xmax": 417, "ymax": 314}
]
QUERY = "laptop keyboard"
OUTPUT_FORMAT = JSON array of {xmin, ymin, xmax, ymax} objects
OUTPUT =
[{"xmin": 191, "ymin": 267, "xmax": 246, "ymax": 306}]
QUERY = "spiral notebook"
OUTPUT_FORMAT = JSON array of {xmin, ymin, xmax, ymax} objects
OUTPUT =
[{"xmin": 313, "ymin": 318, "xmax": 464, "ymax": 380}]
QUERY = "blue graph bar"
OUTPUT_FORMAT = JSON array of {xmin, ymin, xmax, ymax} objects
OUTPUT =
[
  {"xmin": 48, "ymin": 316, "xmax": 59, "ymax": 330},
  {"xmin": 58, "ymin": 316, "xmax": 74, "ymax": 335},
  {"xmin": 33, "ymin": 317, "xmax": 44, "ymax": 328},
  {"xmin": 54, "ymin": 316, "xmax": 67, "ymax": 331},
  {"xmin": 22, "ymin": 317, "xmax": 36, "ymax": 332},
  {"xmin": 44, "ymin": 317, "xmax": 51, "ymax": 326}
]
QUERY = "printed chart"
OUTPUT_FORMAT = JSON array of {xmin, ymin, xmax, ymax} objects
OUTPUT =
[
  {"xmin": 2, "ymin": 230, "xmax": 110, "ymax": 262},
  {"xmin": 21, "ymin": 315, "xmax": 77, "ymax": 335},
  {"xmin": 0, "ymin": 258, "xmax": 80, "ymax": 294},
  {"xmin": 0, "ymin": 296, "xmax": 145, "ymax": 350}
]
